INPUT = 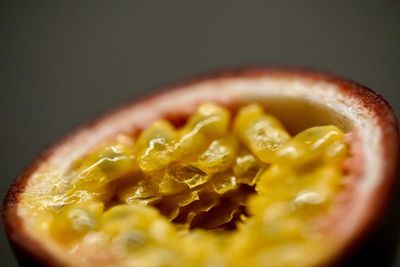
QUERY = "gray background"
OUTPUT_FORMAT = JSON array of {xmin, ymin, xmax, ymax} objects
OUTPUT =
[{"xmin": 1, "ymin": 1, "xmax": 399, "ymax": 266}]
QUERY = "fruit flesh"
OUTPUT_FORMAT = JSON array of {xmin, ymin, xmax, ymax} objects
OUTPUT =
[{"xmin": 19, "ymin": 103, "xmax": 348, "ymax": 267}]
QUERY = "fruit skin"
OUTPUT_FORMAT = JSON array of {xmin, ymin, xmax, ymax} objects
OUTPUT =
[
  {"xmin": 3, "ymin": 164, "xmax": 66, "ymax": 267},
  {"xmin": 2, "ymin": 67, "xmax": 399, "ymax": 267}
]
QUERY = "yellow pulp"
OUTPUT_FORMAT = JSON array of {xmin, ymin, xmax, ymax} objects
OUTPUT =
[{"xmin": 22, "ymin": 103, "xmax": 348, "ymax": 267}]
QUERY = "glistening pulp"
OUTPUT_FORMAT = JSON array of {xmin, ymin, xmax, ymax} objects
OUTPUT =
[{"xmin": 20, "ymin": 103, "xmax": 349, "ymax": 267}]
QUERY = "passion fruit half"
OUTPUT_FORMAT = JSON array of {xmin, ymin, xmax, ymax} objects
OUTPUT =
[{"xmin": 3, "ymin": 68, "xmax": 399, "ymax": 267}]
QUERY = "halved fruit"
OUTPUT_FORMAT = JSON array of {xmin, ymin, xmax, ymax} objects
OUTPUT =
[{"xmin": 3, "ymin": 68, "xmax": 399, "ymax": 267}]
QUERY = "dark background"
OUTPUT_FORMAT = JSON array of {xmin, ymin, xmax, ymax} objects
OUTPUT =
[{"xmin": 1, "ymin": 1, "xmax": 399, "ymax": 266}]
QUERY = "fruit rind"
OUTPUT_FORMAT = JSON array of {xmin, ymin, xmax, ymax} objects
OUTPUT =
[{"xmin": 3, "ymin": 67, "xmax": 399, "ymax": 267}]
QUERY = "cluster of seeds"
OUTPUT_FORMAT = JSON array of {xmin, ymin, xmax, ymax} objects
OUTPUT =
[{"xmin": 26, "ymin": 103, "xmax": 348, "ymax": 266}]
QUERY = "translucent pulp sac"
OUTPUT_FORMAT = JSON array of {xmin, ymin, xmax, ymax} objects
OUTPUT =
[{"xmin": 22, "ymin": 103, "xmax": 348, "ymax": 267}]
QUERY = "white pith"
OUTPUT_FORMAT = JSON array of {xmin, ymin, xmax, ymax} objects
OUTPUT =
[{"xmin": 15, "ymin": 73, "xmax": 394, "ymax": 266}]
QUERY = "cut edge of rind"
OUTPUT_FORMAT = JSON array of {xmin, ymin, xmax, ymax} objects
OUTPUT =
[{"xmin": 3, "ymin": 66, "xmax": 399, "ymax": 267}]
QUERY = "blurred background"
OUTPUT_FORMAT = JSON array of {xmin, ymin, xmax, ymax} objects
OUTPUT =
[{"xmin": 1, "ymin": 1, "xmax": 399, "ymax": 266}]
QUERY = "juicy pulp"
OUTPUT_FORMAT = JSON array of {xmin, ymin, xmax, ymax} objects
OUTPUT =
[{"xmin": 19, "ymin": 103, "xmax": 348, "ymax": 267}]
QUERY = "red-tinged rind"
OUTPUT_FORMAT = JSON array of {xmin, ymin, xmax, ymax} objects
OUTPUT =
[{"xmin": 3, "ymin": 67, "xmax": 399, "ymax": 267}]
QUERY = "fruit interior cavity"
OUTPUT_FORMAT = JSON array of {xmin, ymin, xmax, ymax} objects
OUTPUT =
[{"xmin": 20, "ymin": 102, "xmax": 349, "ymax": 267}]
